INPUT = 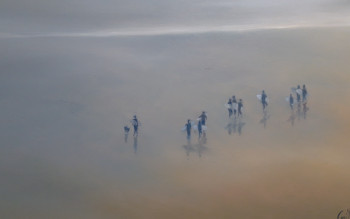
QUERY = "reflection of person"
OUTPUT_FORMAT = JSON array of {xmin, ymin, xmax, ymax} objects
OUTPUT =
[
  {"xmin": 238, "ymin": 99, "xmax": 243, "ymax": 117},
  {"xmin": 185, "ymin": 120, "xmax": 191, "ymax": 139},
  {"xmin": 124, "ymin": 126, "xmax": 130, "ymax": 143},
  {"xmin": 289, "ymin": 93, "xmax": 294, "ymax": 110},
  {"xmin": 302, "ymin": 84, "xmax": 308, "ymax": 102},
  {"xmin": 131, "ymin": 115, "xmax": 139, "ymax": 136},
  {"xmin": 198, "ymin": 111, "xmax": 207, "ymax": 126},
  {"xmin": 303, "ymin": 102, "xmax": 309, "ymax": 119},
  {"xmin": 261, "ymin": 90, "xmax": 268, "ymax": 110},
  {"xmin": 197, "ymin": 120, "xmax": 202, "ymax": 139}
]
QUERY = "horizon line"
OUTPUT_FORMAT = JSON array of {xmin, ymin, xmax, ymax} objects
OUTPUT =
[{"xmin": 1, "ymin": 23, "xmax": 349, "ymax": 38}]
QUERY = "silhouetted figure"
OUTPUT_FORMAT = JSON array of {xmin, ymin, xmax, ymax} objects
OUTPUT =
[
  {"xmin": 302, "ymin": 84, "xmax": 308, "ymax": 102},
  {"xmin": 289, "ymin": 93, "xmax": 294, "ymax": 110},
  {"xmin": 227, "ymin": 98, "xmax": 233, "ymax": 118},
  {"xmin": 124, "ymin": 126, "xmax": 130, "ymax": 143},
  {"xmin": 232, "ymin": 96, "xmax": 237, "ymax": 117},
  {"xmin": 198, "ymin": 111, "xmax": 207, "ymax": 126},
  {"xmin": 131, "ymin": 115, "xmax": 139, "ymax": 136},
  {"xmin": 237, "ymin": 119, "xmax": 245, "ymax": 136},
  {"xmin": 133, "ymin": 136, "xmax": 138, "ymax": 154},
  {"xmin": 261, "ymin": 90, "xmax": 268, "ymax": 111},
  {"xmin": 238, "ymin": 99, "xmax": 243, "ymax": 117},
  {"xmin": 185, "ymin": 119, "xmax": 192, "ymax": 139},
  {"xmin": 296, "ymin": 85, "xmax": 301, "ymax": 102}
]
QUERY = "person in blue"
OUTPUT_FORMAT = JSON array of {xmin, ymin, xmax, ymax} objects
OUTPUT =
[
  {"xmin": 131, "ymin": 115, "xmax": 139, "ymax": 136},
  {"xmin": 227, "ymin": 98, "xmax": 233, "ymax": 118},
  {"xmin": 198, "ymin": 111, "xmax": 207, "ymax": 126},
  {"xmin": 238, "ymin": 99, "xmax": 243, "ymax": 117},
  {"xmin": 232, "ymin": 96, "xmax": 237, "ymax": 117},
  {"xmin": 296, "ymin": 85, "xmax": 301, "ymax": 102},
  {"xmin": 197, "ymin": 120, "xmax": 202, "ymax": 139},
  {"xmin": 185, "ymin": 119, "xmax": 192, "ymax": 139},
  {"xmin": 302, "ymin": 84, "xmax": 308, "ymax": 102},
  {"xmin": 289, "ymin": 93, "xmax": 294, "ymax": 110},
  {"xmin": 261, "ymin": 90, "xmax": 268, "ymax": 110}
]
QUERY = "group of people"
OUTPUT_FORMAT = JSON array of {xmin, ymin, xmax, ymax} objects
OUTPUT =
[
  {"xmin": 184, "ymin": 111, "xmax": 207, "ymax": 140},
  {"xmin": 226, "ymin": 95, "xmax": 244, "ymax": 118},
  {"xmin": 288, "ymin": 84, "xmax": 308, "ymax": 110},
  {"xmin": 124, "ymin": 84, "xmax": 309, "ymax": 143}
]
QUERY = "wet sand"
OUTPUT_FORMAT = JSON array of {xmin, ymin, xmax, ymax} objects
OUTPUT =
[{"xmin": 1, "ymin": 27, "xmax": 350, "ymax": 218}]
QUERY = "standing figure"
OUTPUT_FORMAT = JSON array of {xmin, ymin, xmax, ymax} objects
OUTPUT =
[
  {"xmin": 302, "ymin": 84, "xmax": 308, "ymax": 102},
  {"xmin": 185, "ymin": 119, "xmax": 192, "ymax": 139},
  {"xmin": 198, "ymin": 111, "xmax": 207, "ymax": 126},
  {"xmin": 296, "ymin": 85, "xmax": 301, "ymax": 102},
  {"xmin": 232, "ymin": 96, "xmax": 237, "ymax": 117},
  {"xmin": 227, "ymin": 98, "xmax": 233, "ymax": 118},
  {"xmin": 238, "ymin": 99, "xmax": 243, "ymax": 117},
  {"xmin": 131, "ymin": 115, "xmax": 139, "ymax": 136},
  {"xmin": 261, "ymin": 90, "xmax": 268, "ymax": 110},
  {"xmin": 289, "ymin": 93, "xmax": 294, "ymax": 110}
]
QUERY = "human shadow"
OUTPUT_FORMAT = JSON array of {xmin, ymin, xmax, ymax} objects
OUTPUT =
[{"xmin": 182, "ymin": 133, "xmax": 208, "ymax": 158}]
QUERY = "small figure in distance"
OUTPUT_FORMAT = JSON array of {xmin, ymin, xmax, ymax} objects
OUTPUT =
[
  {"xmin": 289, "ymin": 93, "xmax": 294, "ymax": 110},
  {"xmin": 302, "ymin": 84, "xmax": 308, "ymax": 102},
  {"xmin": 198, "ymin": 111, "xmax": 207, "ymax": 126},
  {"xmin": 232, "ymin": 96, "xmax": 237, "ymax": 117},
  {"xmin": 185, "ymin": 119, "xmax": 192, "ymax": 140},
  {"xmin": 124, "ymin": 126, "xmax": 130, "ymax": 143},
  {"xmin": 296, "ymin": 85, "xmax": 301, "ymax": 102},
  {"xmin": 131, "ymin": 115, "xmax": 139, "ymax": 137},
  {"xmin": 261, "ymin": 90, "xmax": 268, "ymax": 111},
  {"xmin": 227, "ymin": 98, "xmax": 233, "ymax": 118},
  {"xmin": 238, "ymin": 99, "xmax": 243, "ymax": 117}
]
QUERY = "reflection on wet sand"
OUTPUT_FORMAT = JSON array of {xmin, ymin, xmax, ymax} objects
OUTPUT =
[
  {"xmin": 260, "ymin": 110, "xmax": 270, "ymax": 128},
  {"xmin": 183, "ymin": 133, "xmax": 208, "ymax": 158},
  {"xmin": 225, "ymin": 117, "xmax": 245, "ymax": 135},
  {"xmin": 133, "ymin": 136, "xmax": 138, "ymax": 154}
]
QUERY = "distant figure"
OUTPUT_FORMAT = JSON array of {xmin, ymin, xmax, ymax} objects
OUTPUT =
[
  {"xmin": 232, "ymin": 96, "xmax": 237, "ymax": 117},
  {"xmin": 261, "ymin": 90, "xmax": 268, "ymax": 110},
  {"xmin": 185, "ymin": 119, "xmax": 192, "ymax": 139},
  {"xmin": 197, "ymin": 120, "xmax": 202, "ymax": 139},
  {"xmin": 227, "ymin": 98, "xmax": 233, "ymax": 118},
  {"xmin": 131, "ymin": 115, "xmax": 139, "ymax": 136},
  {"xmin": 198, "ymin": 111, "xmax": 207, "ymax": 126},
  {"xmin": 289, "ymin": 93, "xmax": 294, "ymax": 110},
  {"xmin": 296, "ymin": 85, "xmax": 301, "ymax": 102},
  {"xmin": 133, "ymin": 136, "xmax": 138, "ymax": 154},
  {"xmin": 238, "ymin": 99, "xmax": 243, "ymax": 117},
  {"xmin": 302, "ymin": 84, "xmax": 308, "ymax": 102},
  {"xmin": 124, "ymin": 126, "xmax": 130, "ymax": 143}
]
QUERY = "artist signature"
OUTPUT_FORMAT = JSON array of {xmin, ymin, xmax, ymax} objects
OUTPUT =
[{"xmin": 337, "ymin": 209, "xmax": 350, "ymax": 219}]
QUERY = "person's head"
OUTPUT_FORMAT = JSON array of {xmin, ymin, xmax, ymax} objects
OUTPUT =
[
  {"xmin": 297, "ymin": 85, "xmax": 300, "ymax": 88},
  {"xmin": 133, "ymin": 115, "xmax": 137, "ymax": 118},
  {"xmin": 202, "ymin": 111, "xmax": 205, "ymax": 114},
  {"xmin": 187, "ymin": 119, "xmax": 190, "ymax": 123},
  {"xmin": 262, "ymin": 90, "xmax": 265, "ymax": 93},
  {"xmin": 303, "ymin": 84, "xmax": 306, "ymax": 88},
  {"xmin": 239, "ymin": 99, "xmax": 242, "ymax": 102}
]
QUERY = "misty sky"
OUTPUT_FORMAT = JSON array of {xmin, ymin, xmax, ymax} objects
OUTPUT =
[{"xmin": 1, "ymin": 0, "xmax": 350, "ymax": 37}]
